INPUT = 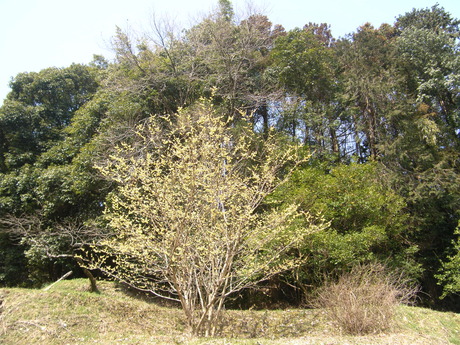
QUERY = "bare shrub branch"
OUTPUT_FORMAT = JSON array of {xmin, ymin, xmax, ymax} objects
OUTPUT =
[{"xmin": 313, "ymin": 262, "xmax": 419, "ymax": 335}]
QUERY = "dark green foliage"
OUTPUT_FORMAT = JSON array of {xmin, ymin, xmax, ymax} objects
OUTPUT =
[
  {"xmin": 271, "ymin": 162, "xmax": 420, "ymax": 289},
  {"xmin": 268, "ymin": 26, "xmax": 338, "ymax": 146},
  {"xmin": 0, "ymin": 64, "xmax": 104, "ymax": 218},
  {"xmin": 380, "ymin": 5, "xmax": 460, "ymax": 303},
  {"xmin": 394, "ymin": 4, "xmax": 460, "ymax": 34},
  {"xmin": 0, "ymin": 64, "xmax": 99, "ymax": 170},
  {"xmin": 0, "ymin": 64, "xmax": 106, "ymax": 286},
  {"xmin": 270, "ymin": 28, "xmax": 334, "ymax": 98},
  {"xmin": 218, "ymin": 0, "xmax": 234, "ymax": 21},
  {"xmin": 0, "ymin": 233, "xmax": 28, "ymax": 286},
  {"xmin": 436, "ymin": 223, "xmax": 460, "ymax": 299}
]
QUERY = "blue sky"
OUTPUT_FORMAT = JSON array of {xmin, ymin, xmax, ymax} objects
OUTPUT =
[{"xmin": 1, "ymin": 0, "xmax": 459, "ymax": 102}]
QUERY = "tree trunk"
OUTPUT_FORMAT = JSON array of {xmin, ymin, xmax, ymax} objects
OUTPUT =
[
  {"xmin": 75, "ymin": 257, "xmax": 99, "ymax": 293},
  {"xmin": 259, "ymin": 103, "xmax": 269, "ymax": 138},
  {"xmin": 330, "ymin": 127, "xmax": 339, "ymax": 155}
]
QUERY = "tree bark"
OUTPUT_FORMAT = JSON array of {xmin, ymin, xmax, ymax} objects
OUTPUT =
[{"xmin": 75, "ymin": 257, "xmax": 99, "ymax": 293}]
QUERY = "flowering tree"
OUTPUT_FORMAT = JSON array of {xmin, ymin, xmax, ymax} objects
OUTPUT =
[{"xmin": 93, "ymin": 99, "xmax": 323, "ymax": 336}]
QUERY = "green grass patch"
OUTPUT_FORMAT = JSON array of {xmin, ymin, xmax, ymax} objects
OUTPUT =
[{"xmin": 1, "ymin": 279, "xmax": 459, "ymax": 344}]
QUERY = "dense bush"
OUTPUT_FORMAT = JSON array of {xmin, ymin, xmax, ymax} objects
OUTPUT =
[{"xmin": 272, "ymin": 162, "xmax": 421, "ymax": 291}]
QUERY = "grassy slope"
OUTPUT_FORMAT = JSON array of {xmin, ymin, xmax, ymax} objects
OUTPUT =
[{"xmin": 0, "ymin": 279, "xmax": 459, "ymax": 345}]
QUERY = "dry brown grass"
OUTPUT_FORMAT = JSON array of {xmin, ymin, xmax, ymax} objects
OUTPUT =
[{"xmin": 312, "ymin": 263, "xmax": 418, "ymax": 335}]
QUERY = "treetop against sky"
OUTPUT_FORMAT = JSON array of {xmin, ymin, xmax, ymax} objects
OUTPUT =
[{"xmin": 1, "ymin": 0, "xmax": 459, "ymax": 102}]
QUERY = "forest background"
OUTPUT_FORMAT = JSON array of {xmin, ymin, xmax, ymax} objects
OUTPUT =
[{"xmin": 0, "ymin": 0, "xmax": 459, "ymax": 313}]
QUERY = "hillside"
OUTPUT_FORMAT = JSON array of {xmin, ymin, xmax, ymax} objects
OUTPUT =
[{"xmin": 0, "ymin": 279, "xmax": 459, "ymax": 344}]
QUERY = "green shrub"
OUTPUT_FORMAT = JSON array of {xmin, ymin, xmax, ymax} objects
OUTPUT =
[
  {"xmin": 271, "ymin": 162, "xmax": 421, "ymax": 290},
  {"xmin": 436, "ymin": 222, "xmax": 460, "ymax": 299}
]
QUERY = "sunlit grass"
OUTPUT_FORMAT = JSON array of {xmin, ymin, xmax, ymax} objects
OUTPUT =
[{"xmin": 1, "ymin": 279, "xmax": 459, "ymax": 344}]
